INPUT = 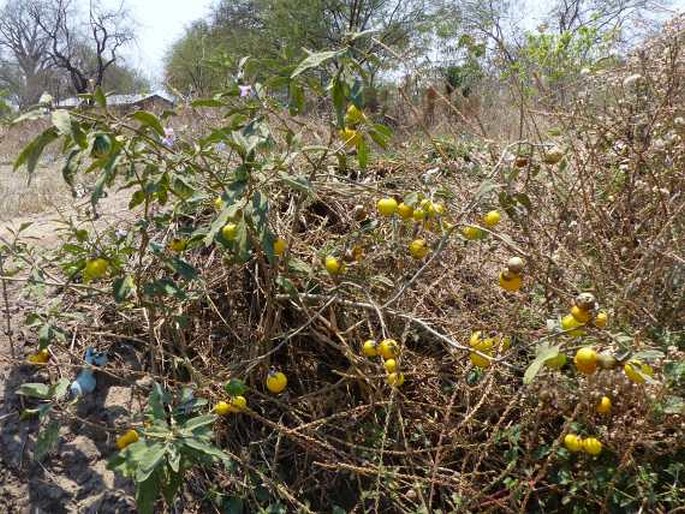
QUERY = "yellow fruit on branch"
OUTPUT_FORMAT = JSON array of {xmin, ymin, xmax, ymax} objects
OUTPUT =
[
  {"xmin": 397, "ymin": 202, "xmax": 414, "ymax": 219},
  {"xmin": 227, "ymin": 395, "xmax": 247, "ymax": 413},
  {"xmin": 594, "ymin": 311, "xmax": 608, "ymax": 328},
  {"xmin": 462, "ymin": 225, "xmax": 484, "ymax": 240},
  {"xmin": 84, "ymin": 258, "xmax": 109, "ymax": 282},
  {"xmin": 570, "ymin": 305, "xmax": 591, "ymax": 323},
  {"xmin": 561, "ymin": 314, "xmax": 585, "ymax": 337},
  {"xmin": 384, "ymin": 359, "xmax": 398, "ymax": 373},
  {"xmin": 469, "ymin": 351, "xmax": 492, "ymax": 368},
  {"xmin": 378, "ymin": 339, "xmax": 399, "ymax": 360},
  {"xmin": 564, "ymin": 434, "xmax": 583, "ymax": 452},
  {"xmin": 542, "ymin": 146, "xmax": 564, "ymax": 165},
  {"xmin": 116, "ymin": 429, "xmax": 140, "ymax": 450},
  {"xmin": 574, "ymin": 346, "xmax": 598, "ymax": 374},
  {"xmin": 266, "ymin": 370, "xmax": 288, "ymax": 394},
  {"xmin": 27, "ymin": 349, "xmax": 50, "ymax": 364},
  {"xmin": 213, "ymin": 401, "xmax": 231, "ymax": 416},
  {"xmin": 221, "ymin": 223, "xmax": 238, "ymax": 241},
  {"xmin": 386, "ymin": 372, "xmax": 405, "ymax": 387},
  {"xmin": 596, "ymin": 396, "xmax": 612, "ymax": 414},
  {"xmin": 273, "ymin": 237, "xmax": 287, "ymax": 256},
  {"xmin": 582, "ymin": 437, "xmax": 602, "ymax": 455},
  {"xmin": 376, "ymin": 198, "xmax": 398, "ymax": 216},
  {"xmin": 408, "ymin": 239, "xmax": 429, "ymax": 259},
  {"xmin": 499, "ymin": 270, "xmax": 522, "ymax": 292},
  {"xmin": 469, "ymin": 331, "xmax": 494, "ymax": 352},
  {"xmin": 344, "ymin": 104, "xmax": 366, "ymax": 126},
  {"xmin": 624, "ymin": 359, "xmax": 653, "ymax": 384},
  {"xmin": 412, "ymin": 208, "xmax": 427, "ymax": 221},
  {"xmin": 362, "ymin": 340, "xmax": 378, "ymax": 357},
  {"xmin": 482, "ymin": 210, "xmax": 502, "ymax": 227},
  {"xmin": 324, "ymin": 255, "xmax": 343, "ymax": 275},
  {"xmin": 214, "ymin": 196, "xmax": 225, "ymax": 211}
]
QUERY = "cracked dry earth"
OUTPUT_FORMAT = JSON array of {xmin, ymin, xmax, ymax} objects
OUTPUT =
[{"xmin": 0, "ymin": 187, "xmax": 141, "ymax": 513}]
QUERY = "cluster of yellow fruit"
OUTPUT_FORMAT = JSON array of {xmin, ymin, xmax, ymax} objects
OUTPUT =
[
  {"xmin": 362, "ymin": 338, "xmax": 405, "ymax": 387},
  {"xmin": 468, "ymin": 331, "xmax": 510, "ymax": 368},
  {"xmin": 461, "ymin": 209, "xmax": 501, "ymax": 240},
  {"xmin": 499, "ymin": 256, "xmax": 525, "ymax": 292},
  {"xmin": 213, "ymin": 395, "xmax": 248, "ymax": 415},
  {"xmin": 377, "ymin": 196, "xmax": 446, "ymax": 221},
  {"xmin": 27, "ymin": 348, "xmax": 50, "ymax": 364},
  {"xmin": 572, "ymin": 346, "xmax": 654, "ymax": 384},
  {"xmin": 564, "ymin": 434, "xmax": 602, "ymax": 455},
  {"xmin": 116, "ymin": 429, "xmax": 140, "ymax": 450},
  {"xmin": 560, "ymin": 293, "xmax": 608, "ymax": 336},
  {"xmin": 339, "ymin": 105, "xmax": 367, "ymax": 148}
]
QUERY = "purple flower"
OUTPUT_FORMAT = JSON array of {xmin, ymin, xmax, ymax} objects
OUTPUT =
[
  {"xmin": 238, "ymin": 84, "xmax": 253, "ymax": 98},
  {"xmin": 162, "ymin": 127, "xmax": 175, "ymax": 147},
  {"xmin": 214, "ymin": 141, "xmax": 227, "ymax": 152}
]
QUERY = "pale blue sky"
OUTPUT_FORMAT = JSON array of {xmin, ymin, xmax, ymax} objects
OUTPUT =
[{"xmin": 121, "ymin": 0, "xmax": 685, "ymax": 86}]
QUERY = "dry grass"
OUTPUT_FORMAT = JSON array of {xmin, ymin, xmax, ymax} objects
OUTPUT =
[{"xmin": 0, "ymin": 164, "xmax": 72, "ymax": 222}]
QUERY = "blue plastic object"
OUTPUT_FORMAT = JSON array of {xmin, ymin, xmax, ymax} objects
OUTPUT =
[{"xmin": 70, "ymin": 347, "xmax": 108, "ymax": 398}]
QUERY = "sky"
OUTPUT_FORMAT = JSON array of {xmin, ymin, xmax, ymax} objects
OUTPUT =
[{"xmin": 121, "ymin": 0, "xmax": 685, "ymax": 87}]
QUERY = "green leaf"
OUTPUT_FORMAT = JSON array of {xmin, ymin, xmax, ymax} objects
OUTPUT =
[
  {"xmin": 93, "ymin": 87, "xmax": 107, "ymax": 108},
  {"xmin": 131, "ymin": 111, "xmax": 165, "ymax": 136},
  {"xmin": 14, "ymin": 127, "xmax": 60, "ymax": 175},
  {"xmin": 136, "ymin": 443, "xmax": 167, "ymax": 482},
  {"xmin": 632, "ymin": 350, "xmax": 665, "ymax": 363},
  {"xmin": 136, "ymin": 473, "xmax": 160, "ymax": 514},
  {"xmin": 182, "ymin": 414, "xmax": 217, "ymax": 434},
  {"xmin": 181, "ymin": 438, "xmax": 230, "ymax": 463},
  {"xmin": 50, "ymin": 378, "xmax": 71, "ymax": 400},
  {"xmin": 278, "ymin": 172, "xmax": 312, "ymax": 193},
  {"xmin": 51, "ymin": 110, "xmax": 72, "ymax": 135},
  {"xmin": 523, "ymin": 345, "xmax": 560, "ymax": 385},
  {"xmin": 147, "ymin": 383, "xmax": 169, "ymax": 422},
  {"xmin": 223, "ymin": 379, "xmax": 246, "ymax": 397},
  {"xmin": 35, "ymin": 420, "xmax": 60, "ymax": 461},
  {"xmin": 357, "ymin": 136, "xmax": 370, "ymax": 168},
  {"xmin": 15, "ymin": 383, "xmax": 51, "ymax": 399},
  {"xmin": 113, "ymin": 275, "xmax": 136, "ymax": 302},
  {"xmin": 291, "ymin": 49, "xmax": 344, "ymax": 78}
]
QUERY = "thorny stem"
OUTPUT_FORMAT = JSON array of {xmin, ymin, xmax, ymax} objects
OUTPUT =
[{"xmin": 0, "ymin": 255, "xmax": 14, "ymax": 358}]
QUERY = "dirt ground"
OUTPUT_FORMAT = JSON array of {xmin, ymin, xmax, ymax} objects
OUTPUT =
[{"xmin": 0, "ymin": 175, "xmax": 140, "ymax": 513}]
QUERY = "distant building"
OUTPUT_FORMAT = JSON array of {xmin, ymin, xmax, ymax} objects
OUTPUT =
[{"xmin": 57, "ymin": 91, "xmax": 175, "ymax": 112}]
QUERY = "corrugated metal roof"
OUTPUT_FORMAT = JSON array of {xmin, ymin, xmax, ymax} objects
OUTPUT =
[{"xmin": 56, "ymin": 91, "xmax": 175, "ymax": 108}]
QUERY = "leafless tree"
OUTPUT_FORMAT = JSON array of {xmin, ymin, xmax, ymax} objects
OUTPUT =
[
  {"xmin": 0, "ymin": 0, "xmax": 53, "ymax": 107},
  {"xmin": 29, "ymin": 0, "xmax": 135, "ymax": 95}
]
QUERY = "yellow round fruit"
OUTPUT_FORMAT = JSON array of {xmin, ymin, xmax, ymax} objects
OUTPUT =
[
  {"xmin": 570, "ymin": 305, "xmax": 592, "ymax": 323},
  {"xmin": 378, "ymin": 339, "xmax": 399, "ymax": 360},
  {"xmin": 596, "ymin": 396, "xmax": 611, "ymax": 414},
  {"xmin": 384, "ymin": 359, "xmax": 398, "ymax": 373},
  {"xmin": 397, "ymin": 202, "xmax": 414, "ymax": 219},
  {"xmin": 544, "ymin": 353, "xmax": 567, "ymax": 369},
  {"xmin": 169, "ymin": 238, "xmax": 187, "ymax": 252},
  {"xmin": 273, "ymin": 237, "xmax": 287, "ymax": 256},
  {"xmin": 377, "ymin": 198, "xmax": 398, "ymax": 217},
  {"xmin": 462, "ymin": 225, "xmax": 483, "ymax": 240},
  {"xmin": 228, "ymin": 395, "xmax": 247, "ymax": 413},
  {"xmin": 594, "ymin": 311, "xmax": 608, "ymax": 329},
  {"xmin": 386, "ymin": 372, "xmax": 405, "ymax": 387},
  {"xmin": 564, "ymin": 434, "xmax": 583, "ymax": 452},
  {"xmin": 266, "ymin": 371, "xmax": 288, "ymax": 394},
  {"xmin": 412, "ymin": 208, "xmax": 427, "ymax": 221},
  {"xmin": 469, "ymin": 351, "xmax": 492, "ymax": 368},
  {"xmin": 499, "ymin": 270, "xmax": 522, "ymax": 292},
  {"xmin": 583, "ymin": 437, "xmax": 602, "ymax": 456},
  {"xmin": 213, "ymin": 401, "xmax": 231, "ymax": 416},
  {"xmin": 324, "ymin": 255, "xmax": 342, "ymax": 275},
  {"xmin": 222, "ymin": 223, "xmax": 238, "ymax": 241},
  {"xmin": 561, "ymin": 314, "xmax": 585, "ymax": 337},
  {"xmin": 340, "ymin": 128, "xmax": 362, "ymax": 148},
  {"xmin": 116, "ymin": 429, "xmax": 140, "ymax": 450},
  {"xmin": 214, "ymin": 196, "xmax": 225, "ymax": 211},
  {"xmin": 408, "ymin": 239, "xmax": 429, "ymax": 260},
  {"xmin": 624, "ymin": 359, "xmax": 653, "ymax": 384},
  {"xmin": 469, "ymin": 331, "xmax": 483, "ymax": 347},
  {"xmin": 574, "ymin": 346, "xmax": 598, "ymax": 374},
  {"xmin": 482, "ymin": 210, "xmax": 502, "ymax": 227},
  {"xmin": 469, "ymin": 332, "xmax": 494, "ymax": 352},
  {"xmin": 28, "ymin": 349, "xmax": 50, "ymax": 364},
  {"xmin": 362, "ymin": 340, "xmax": 378, "ymax": 357},
  {"xmin": 84, "ymin": 258, "xmax": 109, "ymax": 282},
  {"xmin": 433, "ymin": 203, "xmax": 446, "ymax": 216}
]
